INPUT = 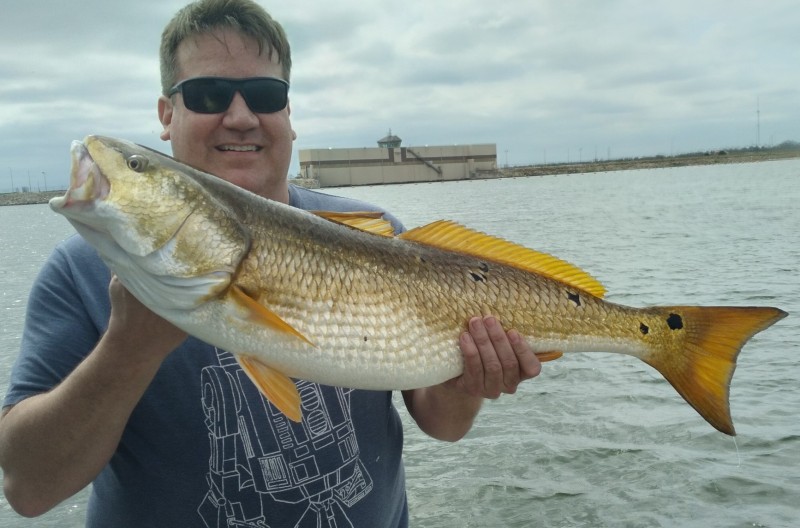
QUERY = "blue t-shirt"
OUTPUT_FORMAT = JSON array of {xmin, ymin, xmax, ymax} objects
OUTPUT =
[{"xmin": 4, "ymin": 185, "xmax": 409, "ymax": 527}]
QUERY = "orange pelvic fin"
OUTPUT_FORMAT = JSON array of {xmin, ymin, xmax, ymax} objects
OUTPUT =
[
  {"xmin": 399, "ymin": 220, "xmax": 606, "ymax": 298},
  {"xmin": 645, "ymin": 305, "xmax": 787, "ymax": 436},
  {"xmin": 312, "ymin": 210, "xmax": 396, "ymax": 237},
  {"xmin": 229, "ymin": 285, "xmax": 315, "ymax": 348},
  {"xmin": 236, "ymin": 355, "xmax": 302, "ymax": 422}
]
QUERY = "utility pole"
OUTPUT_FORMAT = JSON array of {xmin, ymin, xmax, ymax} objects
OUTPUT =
[
  {"xmin": 8, "ymin": 168, "xmax": 13, "ymax": 193},
  {"xmin": 756, "ymin": 96, "xmax": 761, "ymax": 148}
]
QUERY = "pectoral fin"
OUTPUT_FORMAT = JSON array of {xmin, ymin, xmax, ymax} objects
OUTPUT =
[
  {"xmin": 236, "ymin": 355, "xmax": 302, "ymax": 422},
  {"xmin": 229, "ymin": 285, "xmax": 315, "ymax": 347}
]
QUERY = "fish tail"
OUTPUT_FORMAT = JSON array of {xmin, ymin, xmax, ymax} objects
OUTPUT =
[{"xmin": 643, "ymin": 305, "xmax": 787, "ymax": 435}]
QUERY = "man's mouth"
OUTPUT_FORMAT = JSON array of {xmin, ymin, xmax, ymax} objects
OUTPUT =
[{"xmin": 218, "ymin": 145, "xmax": 261, "ymax": 152}]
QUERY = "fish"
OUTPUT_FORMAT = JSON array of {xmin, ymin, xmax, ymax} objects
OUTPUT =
[{"xmin": 50, "ymin": 135, "xmax": 788, "ymax": 435}]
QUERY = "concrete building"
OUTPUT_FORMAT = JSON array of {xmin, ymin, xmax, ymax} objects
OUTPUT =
[{"xmin": 298, "ymin": 132, "xmax": 498, "ymax": 187}]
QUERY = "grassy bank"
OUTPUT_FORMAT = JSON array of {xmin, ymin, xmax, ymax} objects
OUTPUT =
[
  {"xmin": 0, "ymin": 190, "xmax": 66, "ymax": 207},
  {"xmin": 501, "ymin": 147, "xmax": 800, "ymax": 178}
]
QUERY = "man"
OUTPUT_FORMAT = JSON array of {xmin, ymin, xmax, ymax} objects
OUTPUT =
[{"xmin": 0, "ymin": 1, "xmax": 540, "ymax": 525}]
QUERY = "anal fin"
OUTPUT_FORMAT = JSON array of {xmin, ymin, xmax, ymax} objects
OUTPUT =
[
  {"xmin": 236, "ymin": 354, "xmax": 302, "ymax": 422},
  {"xmin": 535, "ymin": 351, "xmax": 563, "ymax": 362}
]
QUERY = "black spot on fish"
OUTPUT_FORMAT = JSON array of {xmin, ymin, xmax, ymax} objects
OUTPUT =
[
  {"xmin": 666, "ymin": 313, "xmax": 684, "ymax": 330},
  {"xmin": 479, "ymin": 262, "xmax": 490, "ymax": 273},
  {"xmin": 567, "ymin": 292, "xmax": 581, "ymax": 307},
  {"xmin": 640, "ymin": 323, "xmax": 649, "ymax": 335},
  {"xmin": 469, "ymin": 271, "xmax": 486, "ymax": 283},
  {"xmin": 363, "ymin": 336, "xmax": 368, "ymax": 342}
]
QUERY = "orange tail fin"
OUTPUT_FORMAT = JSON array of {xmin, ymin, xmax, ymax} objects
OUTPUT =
[{"xmin": 644, "ymin": 306, "xmax": 786, "ymax": 435}]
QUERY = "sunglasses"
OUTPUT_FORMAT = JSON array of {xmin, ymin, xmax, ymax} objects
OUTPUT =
[{"xmin": 168, "ymin": 76, "xmax": 289, "ymax": 114}]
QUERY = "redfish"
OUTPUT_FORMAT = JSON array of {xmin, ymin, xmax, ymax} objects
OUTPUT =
[{"xmin": 50, "ymin": 135, "xmax": 787, "ymax": 434}]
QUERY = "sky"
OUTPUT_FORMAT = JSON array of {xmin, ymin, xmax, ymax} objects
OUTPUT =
[{"xmin": 1, "ymin": 0, "xmax": 798, "ymax": 192}]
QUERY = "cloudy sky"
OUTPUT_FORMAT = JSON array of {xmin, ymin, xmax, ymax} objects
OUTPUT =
[{"xmin": 1, "ymin": 0, "xmax": 797, "ymax": 192}]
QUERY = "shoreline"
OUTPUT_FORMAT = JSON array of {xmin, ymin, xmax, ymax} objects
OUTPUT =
[
  {"xmin": 2, "ymin": 149, "xmax": 798, "ymax": 207},
  {"xmin": 500, "ymin": 148, "xmax": 800, "ymax": 178},
  {"xmin": 0, "ymin": 190, "xmax": 67, "ymax": 207}
]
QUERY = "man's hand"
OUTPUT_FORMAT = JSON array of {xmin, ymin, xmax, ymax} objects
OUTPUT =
[
  {"xmin": 448, "ymin": 316, "xmax": 541, "ymax": 398},
  {"xmin": 403, "ymin": 316, "xmax": 541, "ymax": 442},
  {"xmin": 106, "ymin": 276, "xmax": 188, "ymax": 359}
]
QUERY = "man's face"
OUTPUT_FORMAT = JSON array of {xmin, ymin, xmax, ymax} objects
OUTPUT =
[{"xmin": 158, "ymin": 28, "xmax": 296, "ymax": 202}]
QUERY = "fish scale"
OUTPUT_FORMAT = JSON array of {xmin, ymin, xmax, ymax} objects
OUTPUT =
[{"xmin": 49, "ymin": 135, "xmax": 787, "ymax": 433}]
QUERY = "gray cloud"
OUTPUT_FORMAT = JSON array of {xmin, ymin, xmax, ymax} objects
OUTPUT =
[{"xmin": 1, "ymin": 0, "xmax": 797, "ymax": 191}]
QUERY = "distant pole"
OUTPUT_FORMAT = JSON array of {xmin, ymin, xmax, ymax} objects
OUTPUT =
[
  {"xmin": 42, "ymin": 171, "xmax": 47, "ymax": 191},
  {"xmin": 756, "ymin": 96, "xmax": 761, "ymax": 148},
  {"xmin": 8, "ymin": 168, "xmax": 13, "ymax": 193},
  {"xmin": 28, "ymin": 170, "xmax": 31, "ymax": 191},
  {"xmin": 505, "ymin": 149, "xmax": 508, "ymax": 168}
]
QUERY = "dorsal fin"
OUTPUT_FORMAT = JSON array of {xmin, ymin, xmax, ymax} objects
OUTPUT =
[
  {"xmin": 399, "ymin": 220, "xmax": 606, "ymax": 297},
  {"xmin": 312, "ymin": 210, "xmax": 395, "ymax": 237}
]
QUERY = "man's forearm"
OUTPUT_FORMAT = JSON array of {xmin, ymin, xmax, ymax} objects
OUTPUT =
[
  {"xmin": 0, "ymin": 330, "xmax": 171, "ymax": 517},
  {"xmin": 403, "ymin": 385, "xmax": 483, "ymax": 442}
]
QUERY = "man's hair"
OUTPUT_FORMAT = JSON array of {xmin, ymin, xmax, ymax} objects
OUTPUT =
[{"xmin": 160, "ymin": 0, "xmax": 292, "ymax": 94}]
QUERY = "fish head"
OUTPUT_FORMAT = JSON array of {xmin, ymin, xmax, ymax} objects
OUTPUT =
[
  {"xmin": 53, "ymin": 136, "xmax": 197, "ymax": 255},
  {"xmin": 50, "ymin": 135, "xmax": 250, "ymax": 311}
]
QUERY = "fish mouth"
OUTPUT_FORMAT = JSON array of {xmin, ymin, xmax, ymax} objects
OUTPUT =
[{"xmin": 50, "ymin": 140, "xmax": 111, "ymax": 210}]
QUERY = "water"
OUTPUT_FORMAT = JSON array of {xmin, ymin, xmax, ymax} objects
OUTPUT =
[{"xmin": 1, "ymin": 160, "xmax": 799, "ymax": 527}]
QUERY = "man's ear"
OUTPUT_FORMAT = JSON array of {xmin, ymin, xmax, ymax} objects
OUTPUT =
[{"xmin": 158, "ymin": 95, "xmax": 173, "ymax": 141}]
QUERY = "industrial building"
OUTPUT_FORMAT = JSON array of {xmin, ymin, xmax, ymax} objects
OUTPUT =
[{"xmin": 298, "ymin": 132, "xmax": 498, "ymax": 187}]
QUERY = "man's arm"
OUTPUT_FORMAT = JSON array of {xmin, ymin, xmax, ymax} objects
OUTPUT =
[
  {"xmin": 403, "ymin": 316, "xmax": 541, "ymax": 442},
  {"xmin": 0, "ymin": 277, "xmax": 186, "ymax": 517}
]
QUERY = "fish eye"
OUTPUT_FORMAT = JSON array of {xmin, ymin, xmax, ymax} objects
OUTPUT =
[{"xmin": 127, "ymin": 155, "xmax": 149, "ymax": 172}]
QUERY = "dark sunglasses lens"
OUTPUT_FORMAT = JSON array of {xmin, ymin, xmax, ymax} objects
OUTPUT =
[
  {"xmin": 182, "ymin": 79, "xmax": 234, "ymax": 114},
  {"xmin": 241, "ymin": 79, "xmax": 288, "ymax": 113}
]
